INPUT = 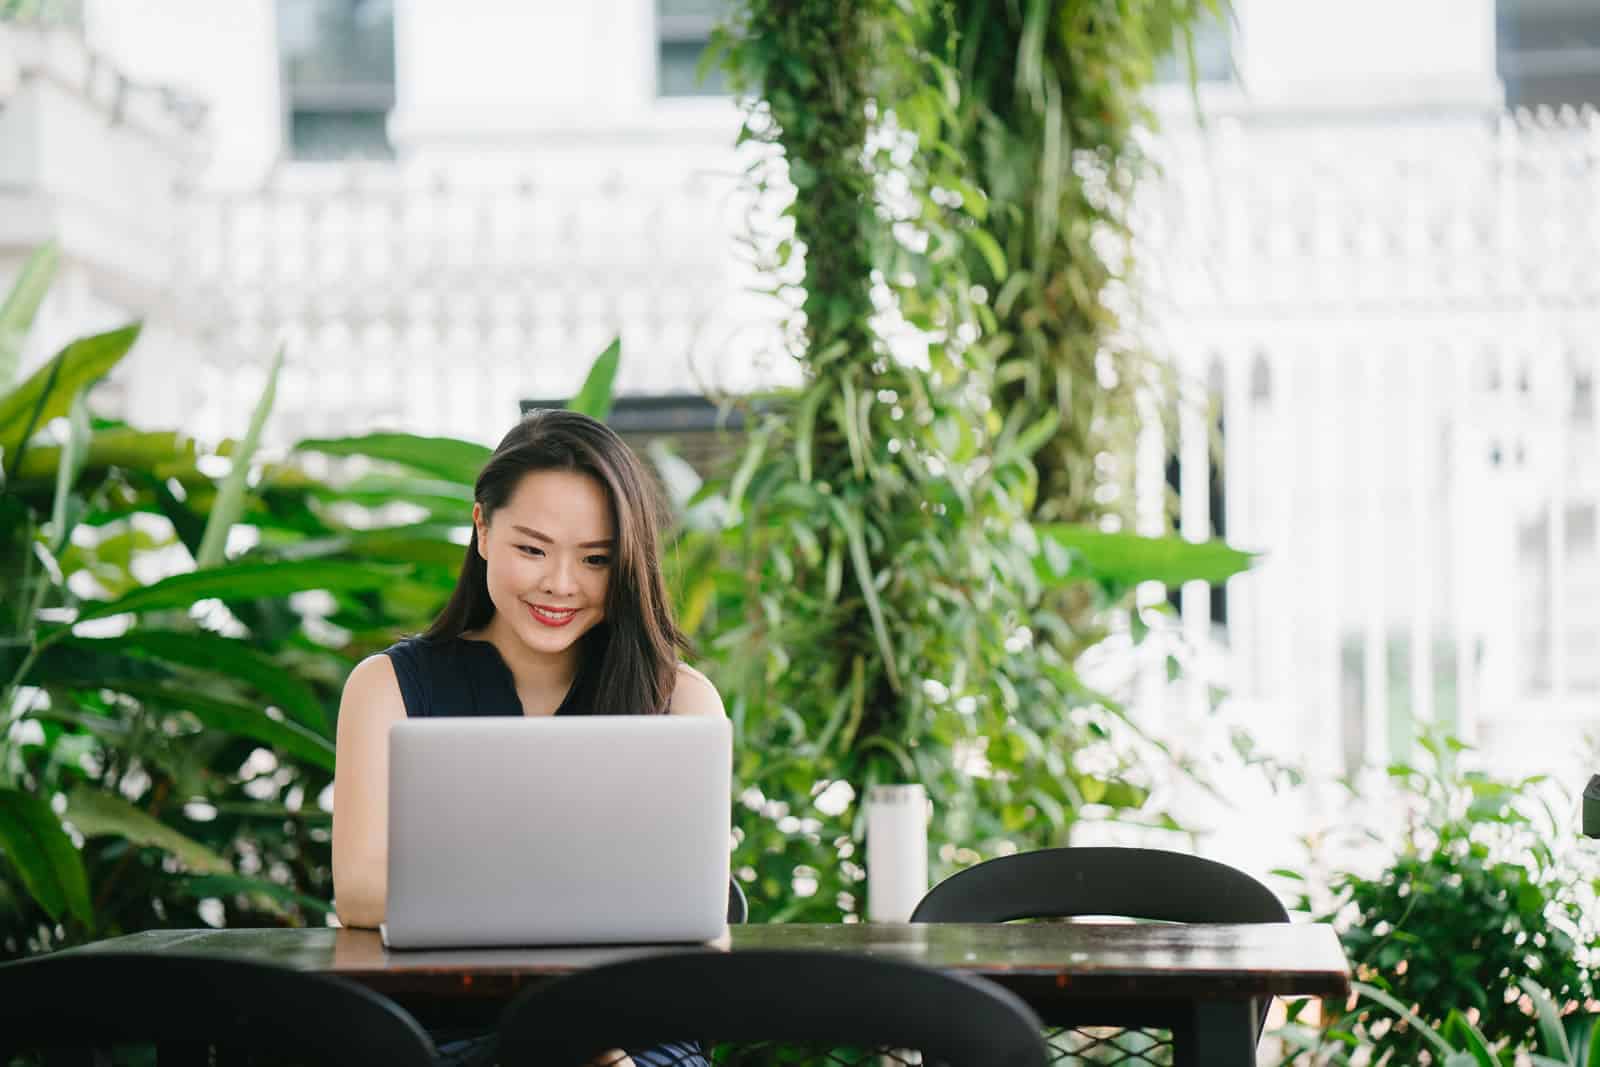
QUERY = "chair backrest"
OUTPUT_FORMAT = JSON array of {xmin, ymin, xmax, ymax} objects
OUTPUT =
[
  {"xmin": 0, "ymin": 952, "xmax": 438, "ymax": 1067},
  {"xmin": 910, "ymin": 846, "xmax": 1290, "ymax": 925},
  {"xmin": 498, "ymin": 949, "xmax": 1051, "ymax": 1067},
  {"xmin": 728, "ymin": 875, "xmax": 749, "ymax": 924}
]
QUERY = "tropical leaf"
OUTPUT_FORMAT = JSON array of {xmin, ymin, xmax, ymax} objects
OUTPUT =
[
  {"xmin": 196, "ymin": 344, "xmax": 284, "ymax": 569},
  {"xmin": 112, "ymin": 681, "xmax": 336, "ymax": 771},
  {"xmin": 1354, "ymin": 981, "xmax": 1457, "ymax": 1060},
  {"xmin": 294, "ymin": 432, "xmax": 490, "ymax": 486},
  {"xmin": 1521, "ymin": 978, "xmax": 1576, "ymax": 1063},
  {"xmin": 73, "ymin": 558, "xmax": 402, "ymax": 622},
  {"xmin": 45, "ymin": 389, "xmax": 93, "ymax": 553},
  {"xmin": 0, "ymin": 787, "xmax": 93, "ymax": 925},
  {"xmin": 0, "ymin": 325, "xmax": 141, "ymax": 477},
  {"xmin": 309, "ymin": 473, "xmax": 473, "ymax": 519},
  {"xmin": 57, "ymin": 631, "xmax": 330, "ymax": 735},
  {"xmin": 967, "ymin": 227, "xmax": 1008, "ymax": 283},
  {"xmin": 566, "ymin": 336, "xmax": 622, "ymax": 421},
  {"xmin": 1440, "ymin": 1010, "xmax": 1497, "ymax": 1067},
  {"xmin": 12, "ymin": 428, "xmax": 205, "ymax": 487},
  {"xmin": 64, "ymin": 786, "xmax": 231, "ymax": 874},
  {"xmin": 0, "ymin": 241, "xmax": 59, "ymax": 393},
  {"xmin": 1034, "ymin": 524, "xmax": 1255, "ymax": 589},
  {"xmin": 828, "ymin": 497, "xmax": 901, "ymax": 693}
]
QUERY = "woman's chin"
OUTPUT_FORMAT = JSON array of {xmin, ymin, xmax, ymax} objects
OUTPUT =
[{"xmin": 515, "ymin": 615, "xmax": 591, "ymax": 654}]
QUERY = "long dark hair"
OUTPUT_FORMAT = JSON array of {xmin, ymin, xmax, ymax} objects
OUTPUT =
[{"xmin": 424, "ymin": 408, "xmax": 687, "ymax": 715}]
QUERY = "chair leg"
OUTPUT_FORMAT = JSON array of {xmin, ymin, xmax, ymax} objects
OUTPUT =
[{"xmin": 1175, "ymin": 999, "xmax": 1257, "ymax": 1067}]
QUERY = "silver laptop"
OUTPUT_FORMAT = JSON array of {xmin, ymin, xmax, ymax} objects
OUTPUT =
[{"xmin": 382, "ymin": 715, "xmax": 732, "ymax": 950}]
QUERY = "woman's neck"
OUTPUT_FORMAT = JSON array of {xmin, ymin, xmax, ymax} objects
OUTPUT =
[{"xmin": 468, "ymin": 614, "xmax": 580, "ymax": 701}]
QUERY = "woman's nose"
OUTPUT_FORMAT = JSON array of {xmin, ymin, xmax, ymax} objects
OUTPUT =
[{"xmin": 541, "ymin": 555, "xmax": 578, "ymax": 594}]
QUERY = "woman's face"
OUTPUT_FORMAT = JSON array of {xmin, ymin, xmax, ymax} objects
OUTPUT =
[{"xmin": 474, "ymin": 469, "xmax": 614, "ymax": 658}]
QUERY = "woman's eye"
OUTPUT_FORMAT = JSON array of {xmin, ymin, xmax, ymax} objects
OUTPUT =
[
  {"xmin": 517, "ymin": 545, "xmax": 544, "ymax": 557},
  {"xmin": 585, "ymin": 555, "xmax": 611, "ymax": 567}
]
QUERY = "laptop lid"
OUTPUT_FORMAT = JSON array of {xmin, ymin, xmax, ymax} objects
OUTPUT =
[{"xmin": 383, "ymin": 715, "xmax": 732, "ymax": 950}]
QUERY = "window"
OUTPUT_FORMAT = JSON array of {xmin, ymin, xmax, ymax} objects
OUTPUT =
[
  {"xmin": 1498, "ymin": 0, "xmax": 1600, "ymax": 110},
  {"xmin": 277, "ymin": 0, "xmax": 395, "ymax": 161},
  {"xmin": 658, "ymin": 0, "xmax": 730, "ymax": 98}
]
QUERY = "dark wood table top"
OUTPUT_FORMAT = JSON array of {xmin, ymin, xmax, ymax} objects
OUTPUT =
[{"xmin": 75, "ymin": 922, "xmax": 1350, "ymax": 1002}]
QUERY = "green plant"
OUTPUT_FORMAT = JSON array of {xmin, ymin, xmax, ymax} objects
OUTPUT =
[
  {"xmin": 0, "ymin": 247, "xmax": 356, "ymax": 953},
  {"xmin": 1279, "ymin": 737, "xmax": 1599, "ymax": 1064},
  {"xmin": 700, "ymin": 0, "xmax": 1249, "ymax": 923},
  {"xmin": 1280, "ymin": 979, "xmax": 1600, "ymax": 1067},
  {"xmin": 927, "ymin": 0, "xmax": 1225, "ymax": 528},
  {"xmin": 0, "ymin": 258, "xmax": 628, "ymax": 956}
]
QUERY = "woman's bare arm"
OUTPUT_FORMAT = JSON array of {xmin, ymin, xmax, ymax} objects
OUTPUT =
[
  {"xmin": 669, "ymin": 663, "xmax": 726, "ymax": 717},
  {"xmin": 331, "ymin": 654, "xmax": 407, "ymax": 928}
]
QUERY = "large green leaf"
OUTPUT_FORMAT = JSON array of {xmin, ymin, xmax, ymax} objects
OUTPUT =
[
  {"xmin": 0, "ymin": 324, "xmax": 142, "ymax": 477},
  {"xmin": 294, "ymin": 432, "xmax": 490, "ymax": 486},
  {"xmin": 1520, "ymin": 977, "xmax": 1575, "ymax": 1062},
  {"xmin": 0, "ymin": 241, "xmax": 59, "ymax": 392},
  {"xmin": 12, "ymin": 428, "xmax": 204, "ymax": 486},
  {"xmin": 1354, "ymin": 982, "xmax": 1457, "ymax": 1060},
  {"xmin": 1034, "ymin": 524, "xmax": 1255, "ymax": 589},
  {"xmin": 113, "ymin": 681, "xmax": 336, "ymax": 771},
  {"xmin": 309, "ymin": 474, "xmax": 473, "ymax": 520},
  {"xmin": 263, "ymin": 525, "xmax": 467, "ymax": 571},
  {"xmin": 566, "ymin": 336, "xmax": 621, "ymax": 421},
  {"xmin": 58, "ymin": 631, "xmax": 330, "ymax": 735},
  {"xmin": 73, "ymin": 558, "xmax": 402, "ymax": 622},
  {"xmin": 0, "ymin": 787, "xmax": 92, "ymax": 925},
  {"xmin": 828, "ymin": 497, "xmax": 901, "ymax": 693},
  {"xmin": 197, "ymin": 344, "xmax": 284, "ymax": 569},
  {"xmin": 64, "ymin": 786, "xmax": 231, "ymax": 874},
  {"xmin": 46, "ymin": 389, "xmax": 92, "ymax": 553}
]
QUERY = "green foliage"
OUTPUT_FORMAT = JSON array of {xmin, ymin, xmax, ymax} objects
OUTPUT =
[
  {"xmin": 0, "ymin": 242, "xmax": 58, "ymax": 391},
  {"xmin": 0, "ymin": 310, "xmax": 349, "ymax": 953},
  {"xmin": 1281, "ymin": 739, "xmax": 1599, "ymax": 1065},
  {"xmin": 566, "ymin": 336, "xmax": 622, "ymax": 421},
  {"xmin": 703, "ymin": 0, "xmax": 1238, "ymax": 922},
  {"xmin": 1281, "ymin": 979, "xmax": 1600, "ymax": 1067},
  {"xmin": 929, "ymin": 0, "xmax": 1226, "ymax": 526},
  {"xmin": 0, "ymin": 277, "xmax": 638, "ymax": 955}
]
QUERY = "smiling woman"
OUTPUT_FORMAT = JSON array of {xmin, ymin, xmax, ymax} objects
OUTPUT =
[
  {"xmin": 331, "ymin": 408, "xmax": 724, "ymax": 1064},
  {"xmin": 330, "ymin": 409, "xmax": 724, "ymax": 929}
]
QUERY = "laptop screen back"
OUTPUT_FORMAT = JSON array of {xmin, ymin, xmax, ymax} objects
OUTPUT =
[{"xmin": 383, "ymin": 715, "xmax": 732, "ymax": 949}]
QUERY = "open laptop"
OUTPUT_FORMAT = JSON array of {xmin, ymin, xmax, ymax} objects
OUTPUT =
[{"xmin": 381, "ymin": 715, "xmax": 732, "ymax": 950}]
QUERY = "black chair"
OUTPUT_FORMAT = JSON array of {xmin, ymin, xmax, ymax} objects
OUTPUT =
[
  {"xmin": 498, "ymin": 949, "xmax": 1051, "ymax": 1066},
  {"xmin": 0, "ymin": 951, "xmax": 438, "ymax": 1067},
  {"xmin": 911, "ymin": 846, "xmax": 1289, "ymax": 1058},
  {"xmin": 727, "ymin": 875, "xmax": 748, "ymax": 924},
  {"xmin": 910, "ymin": 846, "xmax": 1289, "ymax": 926}
]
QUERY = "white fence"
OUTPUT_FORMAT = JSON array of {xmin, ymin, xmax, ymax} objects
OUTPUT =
[
  {"xmin": 1142, "ymin": 108, "xmax": 1600, "ymax": 782},
  {"xmin": 170, "ymin": 162, "xmax": 775, "ymax": 447}
]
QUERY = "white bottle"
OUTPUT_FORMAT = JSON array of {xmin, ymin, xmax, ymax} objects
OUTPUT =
[{"xmin": 865, "ymin": 783, "xmax": 930, "ymax": 923}]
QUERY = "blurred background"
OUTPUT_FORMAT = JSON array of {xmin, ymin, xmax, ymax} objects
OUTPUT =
[{"xmin": 6, "ymin": 0, "xmax": 1596, "ymax": 803}]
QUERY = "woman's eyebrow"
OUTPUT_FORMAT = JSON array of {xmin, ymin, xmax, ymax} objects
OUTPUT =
[{"xmin": 512, "ymin": 525, "xmax": 614, "ymax": 548}]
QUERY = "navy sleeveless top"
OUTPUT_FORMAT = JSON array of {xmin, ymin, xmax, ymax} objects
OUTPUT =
[{"xmin": 383, "ymin": 635, "xmax": 600, "ymax": 718}]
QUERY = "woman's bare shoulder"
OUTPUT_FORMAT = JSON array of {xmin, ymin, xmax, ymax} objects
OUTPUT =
[
  {"xmin": 340, "ymin": 653, "xmax": 405, "ymax": 722},
  {"xmin": 670, "ymin": 662, "xmax": 726, "ymax": 718}
]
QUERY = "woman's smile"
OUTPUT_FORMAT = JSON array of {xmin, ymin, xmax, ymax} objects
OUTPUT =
[{"xmin": 525, "ymin": 602, "xmax": 580, "ymax": 627}]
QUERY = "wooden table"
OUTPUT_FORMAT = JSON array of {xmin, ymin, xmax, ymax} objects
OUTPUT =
[{"xmin": 77, "ymin": 922, "xmax": 1350, "ymax": 1066}]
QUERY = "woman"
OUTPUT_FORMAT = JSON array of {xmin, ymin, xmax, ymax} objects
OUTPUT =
[{"xmin": 333, "ymin": 408, "xmax": 725, "ymax": 1066}]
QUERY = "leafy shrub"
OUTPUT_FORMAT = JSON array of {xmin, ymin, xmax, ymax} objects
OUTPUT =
[{"xmin": 1283, "ymin": 739, "xmax": 1599, "ymax": 1064}]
